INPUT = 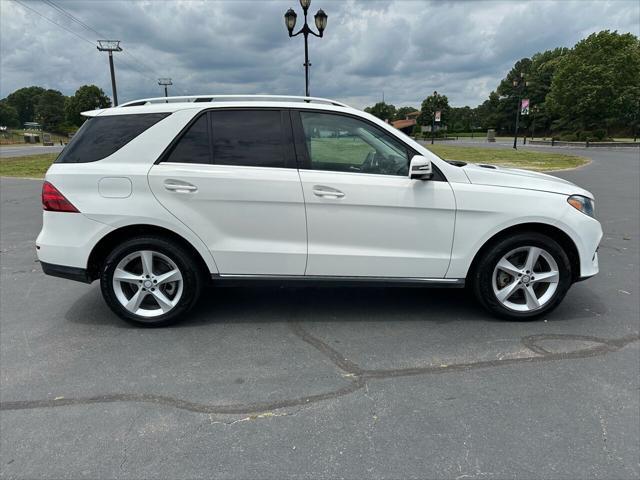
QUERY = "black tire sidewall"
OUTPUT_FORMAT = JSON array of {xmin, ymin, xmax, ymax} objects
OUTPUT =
[
  {"xmin": 100, "ymin": 236, "xmax": 202, "ymax": 326},
  {"xmin": 473, "ymin": 232, "xmax": 572, "ymax": 320}
]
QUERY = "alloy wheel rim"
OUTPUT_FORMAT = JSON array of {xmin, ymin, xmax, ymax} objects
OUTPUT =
[
  {"xmin": 112, "ymin": 250, "xmax": 183, "ymax": 318},
  {"xmin": 491, "ymin": 245, "xmax": 560, "ymax": 312}
]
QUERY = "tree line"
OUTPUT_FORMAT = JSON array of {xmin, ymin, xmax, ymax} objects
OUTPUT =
[
  {"xmin": 365, "ymin": 30, "xmax": 640, "ymax": 139},
  {"xmin": 0, "ymin": 85, "xmax": 111, "ymax": 134}
]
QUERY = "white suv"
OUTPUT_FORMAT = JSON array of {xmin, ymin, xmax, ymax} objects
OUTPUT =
[{"xmin": 36, "ymin": 95, "xmax": 602, "ymax": 326}]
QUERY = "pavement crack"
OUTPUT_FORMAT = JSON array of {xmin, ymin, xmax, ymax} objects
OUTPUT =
[
  {"xmin": 288, "ymin": 321, "xmax": 364, "ymax": 376},
  {"xmin": 1, "ymin": 332, "xmax": 637, "ymax": 416},
  {"xmin": 120, "ymin": 410, "xmax": 143, "ymax": 472}
]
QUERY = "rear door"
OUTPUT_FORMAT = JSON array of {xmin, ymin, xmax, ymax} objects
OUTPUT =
[{"xmin": 148, "ymin": 109, "xmax": 307, "ymax": 275}]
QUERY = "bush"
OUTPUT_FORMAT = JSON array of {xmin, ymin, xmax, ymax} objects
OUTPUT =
[
  {"xmin": 52, "ymin": 122, "xmax": 78, "ymax": 136},
  {"xmin": 592, "ymin": 129, "xmax": 607, "ymax": 141},
  {"xmin": 558, "ymin": 132, "xmax": 579, "ymax": 141},
  {"xmin": 576, "ymin": 130, "xmax": 592, "ymax": 141}
]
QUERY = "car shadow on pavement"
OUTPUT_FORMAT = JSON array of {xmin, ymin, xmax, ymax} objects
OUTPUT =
[{"xmin": 64, "ymin": 283, "xmax": 604, "ymax": 328}]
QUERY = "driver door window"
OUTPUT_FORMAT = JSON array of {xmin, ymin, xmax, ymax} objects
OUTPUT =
[{"xmin": 299, "ymin": 112, "xmax": 410, "ymax": 176}]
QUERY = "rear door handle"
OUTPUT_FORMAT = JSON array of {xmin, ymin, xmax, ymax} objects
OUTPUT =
[
  {"xmin": 312, "ymin": 185, "xmax": 345, "ymax": 199},
  {"xmin": 164, "ymin": 180, "xmax": 198, "ymax": 193}
]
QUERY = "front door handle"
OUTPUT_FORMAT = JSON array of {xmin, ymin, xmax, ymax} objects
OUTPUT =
[
  {"xmin": 164, "ymin": 180, "xmax": 198, "ymax": 193},
  {"xmin": 312, "ymin": 185, "xmax": 345, "ymax": 199}
]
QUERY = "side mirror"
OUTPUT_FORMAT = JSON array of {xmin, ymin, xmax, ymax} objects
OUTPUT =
[{"xmin": 409, "ymin": 155, "xmax": 433, "ymax": 180}]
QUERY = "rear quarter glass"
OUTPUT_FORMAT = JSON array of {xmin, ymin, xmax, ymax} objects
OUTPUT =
[{"xmin": 56, "ymin": 113, "xmax": 170, "ymax": 163}]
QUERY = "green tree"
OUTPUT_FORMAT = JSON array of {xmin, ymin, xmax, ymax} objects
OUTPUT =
[
  {"xmin": 495, "ymin": 58, "xmax": 533, "ymax": 133},
  {"xmin": 65, "ymin": 84, "xmax": 111, "ymax": 126},
  {"xmin": 364, "ymin": 102, "xmax": 397, "ymax": 122},
  {"xmin": 0, "ymin": 100, "xmax": 20, "ymax": 128},
  {"xmin": 5, "ymin": 86, "xmax": 46, "ymax": 126},
  {"xmin": 34, "ymin": 89, "xmax": 66, "ymax": 131},
  {"xmin": 448, "ymin": 106, "xmax": 476, "ymax": 132},
  {"xmin": 418, "ymin": 92, "xmax": 450, "ymax": 127},
  {"xmin": 546, "ymin": 31, "xmax": 640, "ymax": 132}
]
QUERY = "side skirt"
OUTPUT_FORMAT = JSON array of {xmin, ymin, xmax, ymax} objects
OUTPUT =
[{"xmin": 211, "ymin": 274, "xmax": 465, "ymax": 288}]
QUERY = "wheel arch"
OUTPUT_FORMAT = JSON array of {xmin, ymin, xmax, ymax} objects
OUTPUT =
[
  {"xmin": 466, "ymin": 222, "xmax": 581, "ymax": 283},
  {"xmin": 87, "ymin": 224, "xmax": 212, "ymax": 282}
]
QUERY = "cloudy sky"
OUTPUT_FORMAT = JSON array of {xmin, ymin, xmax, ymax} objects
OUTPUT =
[{"xmin": 1, "ymin": 0, "xmax": 638, "ymax": 109}]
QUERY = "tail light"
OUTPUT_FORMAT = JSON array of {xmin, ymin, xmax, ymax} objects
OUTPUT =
[{"xmin": 42, "ymin": 181, "xmax": 79, "ymax": 213}]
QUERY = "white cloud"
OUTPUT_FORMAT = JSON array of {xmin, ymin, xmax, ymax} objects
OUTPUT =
[{"xmin": 1, "ymin": 0, "xmax": 638, "ymax": 109}]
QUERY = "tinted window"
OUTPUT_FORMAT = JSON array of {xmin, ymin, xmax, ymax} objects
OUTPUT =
[
  {"xmin": 300, "ymin": 112, "xmax": 409, "ymax": 176},
  {"xmin": 165, "ymin": 114, "xmax": 210, "ymax": 164},
  {"xmin": 212, "ymin": 110, "xmax": 284, "ymax": 168},
  {"xmin": 56, "ymin": 113, "xmax": 169, "ymax": 163}
]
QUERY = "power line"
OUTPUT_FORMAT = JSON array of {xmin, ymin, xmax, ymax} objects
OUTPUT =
[
  {"xmin": 42, "ymin": 0, "xmax": 105, "ymax": 38},
  {"xmin": 12, "ymin": 0, "xmax": 175, "ymax": 97},
  {"xmin": 14, "ymin": 0, "xmax": 159, "ymax": 85},
  {"xmin": 41, "ymin": 0, "xmax": 165, "ymax": 82},
  {"xmin": 13, "ymin": 0, "xmax": 95, "ymax": 47}
]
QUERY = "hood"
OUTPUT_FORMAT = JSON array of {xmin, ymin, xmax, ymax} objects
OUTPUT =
[{"xmin": 460, "ymin": 163, "xmax": 593, "ymax": 198}]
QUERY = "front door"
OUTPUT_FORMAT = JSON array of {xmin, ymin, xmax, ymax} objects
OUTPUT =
[
  {"xmin": 294, "ymin": 110, "xmax": 456, "ymax": 278},
  {"xmin": 149, "ymin": 109, "xmax": 307, "ymax": 275}
]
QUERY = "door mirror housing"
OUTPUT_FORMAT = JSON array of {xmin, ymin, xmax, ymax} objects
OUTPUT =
[{"xmin": 409, "ymin": 155, "xmax": 433, "ymax": 180}]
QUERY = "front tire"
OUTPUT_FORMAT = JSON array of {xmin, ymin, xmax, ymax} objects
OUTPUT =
[
  {"xmin": 471, "ymin": 232, "xmax": 572, "ymax": 320},
  {"xmin": 100, "ymin": 236, "xmax": 203, "ymax": 327}
]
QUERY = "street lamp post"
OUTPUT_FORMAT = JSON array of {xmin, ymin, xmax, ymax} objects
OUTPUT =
[
  {"xmin": 97, "ymin": 40, "xmax": 122, "ymax": 106},
  {"xmin": 431, "ymin": 90, "xmax": 438, "ymax": 145},
  {"xmin": 530, "ymin": 105, "xmax": 539, "ymax": 141},
  {"xmin": 634, "ymin": 100, "xmax": 639, "ymax": 142},
  {"xmin": 512, "ymin": 72, "xmax": 529, "ymax": 150},
  {"xmin": 284, "ymin": 0, "xmax": 328, "ymax": 97},
  {"xmin": 158, "ymin": 78, "xmax": 173, "ymax": 101}
]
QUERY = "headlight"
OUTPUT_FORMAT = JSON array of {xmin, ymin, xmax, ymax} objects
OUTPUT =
[{"xmin": 567, "ymin": 195, "xmax": 595, "ymax": 218}]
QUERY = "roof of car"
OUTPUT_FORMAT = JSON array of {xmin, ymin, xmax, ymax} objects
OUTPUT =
[{"xmin": 82, "ymin": 95, "xmax": 356, "ymax": 117}]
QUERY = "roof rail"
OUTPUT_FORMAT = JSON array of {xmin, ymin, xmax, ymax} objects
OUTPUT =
[{"xmin": 119, "ymin": 95, "xmax": 351, "ymax": 108}]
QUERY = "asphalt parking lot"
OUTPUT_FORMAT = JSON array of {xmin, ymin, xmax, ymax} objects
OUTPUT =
[{"xmin": 1, "ymin": 146, "xmax": 638, "ymax": 479}]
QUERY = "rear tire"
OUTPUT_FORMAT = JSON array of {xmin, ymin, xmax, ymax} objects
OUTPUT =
[
  {"xmin": 100, "ymin": 236, "xmax": 203, "ymax": 327},
  {"xmin": 471, "ymin": 232, "xmax": 572, "ymax": 320}
]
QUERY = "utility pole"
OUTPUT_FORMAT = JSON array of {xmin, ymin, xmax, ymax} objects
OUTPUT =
[
  {"xmin": 97, "ymin": 40, "xmax": 122, "ymax": 106},
  {"xmin": 158, "ymin": 78, "xmax": 173, "ymax": 101}
]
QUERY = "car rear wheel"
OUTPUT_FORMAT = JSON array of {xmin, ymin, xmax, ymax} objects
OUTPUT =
[
  {"xmin": 471, "ymin": 232, "xmax": 572, "ymax": 320},
  {"xmin": 100, "ymin": 236, "xmax": 203, "ymax": 326}
]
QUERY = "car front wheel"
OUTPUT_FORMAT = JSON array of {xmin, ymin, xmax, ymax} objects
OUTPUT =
[
  {"xmin": 100, "ymin": 236, "xmax": 203, "ymax": 326},
  {"xmin": 472, "ymin": 232, "xmax": 573, "ymax": 320}
]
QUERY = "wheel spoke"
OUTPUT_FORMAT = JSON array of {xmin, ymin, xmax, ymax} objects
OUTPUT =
[
  {"xmin": 140, "ymin": 251, "xmax": 155, "ymax": 276},
  {"xmin": 496, "ymin": 281, "xmax": 521, "ymax": 303},
  {"xmin": 113, "ymin": 268, "xmax": 141, "ymax": 284},
  {"xmin": 496, "ymin": 258, "xmax": 521, "ymax": 277},
  {"xmin": 112, "ymin": 249, "xmax": 183, "ymax": 318},
  {"xmin": 125, "ymin": 289, "xmax": 147, "ymax": 312},
  {"xmin": 155, "ymin": 269, "xmax": 182, "ymax": 286},
  {"xmin": 524, "ymin": 247, "xmax": 541, "ymax": 272},
  {"xmin": 150, "ymin": 289, "xmax": 174, "ymax": 313},
  {"xmin": 531, "ymin": 270, "xmax": 559, "ymax": 284},
  {"xmin": 523, "ymin": 285, "xmax": 541, "ymax": 309}
]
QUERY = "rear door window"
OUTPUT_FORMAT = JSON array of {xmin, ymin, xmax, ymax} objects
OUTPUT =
[
  {"xmin": 211, "ymin": 110, "xmax": 285, "ymax": 168},
  {"xmin": 164, "ymin": 114, "xmax": 211, "ymax": 164},
  {"xmin": 56, "ymin": 113, "xmax": 169, "ymax": 163}
]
